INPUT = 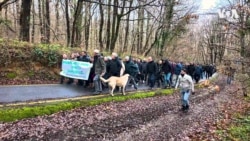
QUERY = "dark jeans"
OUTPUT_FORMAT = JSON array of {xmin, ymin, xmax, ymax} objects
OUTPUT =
[
  {"xmin": 127, "ymin": 75, "xmax": 138, "ymax": 89},
  {"xmin": 93, "ymin": 74, "xmax": 102, "ymax": 92},
  {"xmin": 194, "ymin": 74, "xmax": 200, "ymax": 83},
  {"xmin": 148, "ymin": 73, "xmax": 156, "ymax": 88},
  {"xmin": 156, "ymin": 74, "xmax": 164, "ymax": 87}
]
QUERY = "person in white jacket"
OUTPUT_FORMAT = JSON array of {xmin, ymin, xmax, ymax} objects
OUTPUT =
[{"xmin": 175, "ymin": 68, "xmax": 195, "ymax": 112}]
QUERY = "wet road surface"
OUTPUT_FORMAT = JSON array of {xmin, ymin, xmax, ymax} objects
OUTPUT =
[{"xmin": 0, "ymin": 83, "xmax": 150, "ymax": 104}]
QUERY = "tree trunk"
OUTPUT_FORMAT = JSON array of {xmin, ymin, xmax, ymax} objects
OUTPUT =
[
  {"xmin": 14, "ymin": 1, "xmax": 20, "ymax": 36},
  {"xmin": 137, "ymin": 2, "xmax": 144, "ymax": 54},
  {"xmin": 110, "ymin": 0, "xmax": 118, "ymax": 52},
  {"xmin": 45, "ymin": 0, "xmax": 50, "ymax": 43},
  {"xmin": 123, "ymin": 0, "xmax": 133, "ymax": 53},
  {"xmin": 71, "ymin": 0, "xmax": 83, "ymax": 47},
  {"xmin": 110, "ymin": 0, "xmax": 126, "ymax": 52},
  {"xmin": 106, "ymin": 0, "xmax": 111, "ymax": 51},
  {"xmin": 19, "ymin": 0, "xmax": 32, "ymax": 42},
  {"xmin": 54, "ymin": 0, "xmax": 60, "ymax": 42},
  {"xmin": 31, "ymin": 0, "xmax": 35, "ymax": 43},
  {"xmin": 38, "ymin": 0, "xmax": 44, "ymax": 43},
  {"xmin": 42, "ymin": 0, "xmax": 46, "ymax": 42},
  {"xmin": 143, "ymin": 27, "xmax": 161, "ymax": 56},
  {"xmin": 4, "ymin": 6, "xmax": 8, "ymax": 36},
  {"xmin": 98, "ymin": 0, "xmax": 104, "ymax": 51},
  {"xmin": 65, "ymin": 0, "xmax": 71, "ymax": 47},
  {"xmin": 84, "ymin": 2, "xmax": 91, "ymax": 50}
]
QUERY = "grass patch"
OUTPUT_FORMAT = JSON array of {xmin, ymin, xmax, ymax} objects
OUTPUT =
[
  {"xmin": 0, "ymin": 89, "xmax": 173, "ymax": 123},
  {"xmin": 6, "ymin": 72, "xmax": 17, "ymax": 79},
  {"xmin": 226, "ymin": 116, "xmax": 250, "ymax": 141}
]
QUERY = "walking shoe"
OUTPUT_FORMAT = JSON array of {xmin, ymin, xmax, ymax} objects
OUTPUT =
[
  {"xmin": 134, "ymin": 85, "xmax": 138, "ymax": 90},
  {"xmin": 183, "ymin": 105, "xmax": 189, "ymax": 112},
  {"xmin": 179, "ymin": 105, "xmax": 185, "ymax": 111},
  {"xmin": 93, "ymin": 91, "xmax": 102, "ymax": 95}
]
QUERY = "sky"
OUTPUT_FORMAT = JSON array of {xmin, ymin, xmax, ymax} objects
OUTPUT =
[{"xmin": 200, "ymin": 0, "xmax": 217, "ymax": 11}]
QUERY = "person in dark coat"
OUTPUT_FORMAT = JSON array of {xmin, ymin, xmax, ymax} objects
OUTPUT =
[
  {"xmin": 135, "ymin": 59, "xmax": 143, "ymax": 83},
  {"xmin": 93, "ymin": 49, "xmax": 106, "ymax": 94},
  {"xmin": 103, "ymin": 56, "xmax": 111, "ymax": 79},
  {"xmin": 109, "ymin": 52, "xmax": 122, "ymax": 77},
  {"xmin": 77, "ymin": 51, "xmax": 90, "ymax": 86},
  {"xmin": 172, "ymin": 62, "xmax": 182, "ymax": 87},
  {"xmin": 141, "ymin": 58, "xmax": 147, "ymax": 83},
  {"xmin": 162, "ymin": 59, "xmax": 172, "ymax": 88},
  {"xmin": 187, "ymin": 62, "xmax": 195, "ymax": 79},
  {"xmin": 124, "ymin": 56, "xmax": 138, "ymax": 90},
  {"xmin": 194, "ymin": 64, "xmax": 202, "ymax": 83},
  {"xmin": 60, "ymin": 53, "xmax": 69, "ymax": 84},
  {"xmin": 156, "ymin": 60, "xmax": 164, "ymax": 88},
  {"xmin": 146, "ymin": 56, "xmax": 157, "ymax": 90}
]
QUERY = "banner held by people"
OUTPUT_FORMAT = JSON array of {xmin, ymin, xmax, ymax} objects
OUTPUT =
[{"xmin": 60, "ymin": 60, "xmax": 93, "ymax": 80}]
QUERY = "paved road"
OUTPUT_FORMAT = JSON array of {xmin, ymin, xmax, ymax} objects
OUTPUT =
[
  {"xmin": 0, "ymin": 74, "xmax": 216, "ymax": 104},
  {"xmin": 0, "ymin": 83, "xmax": 149, "ymax": 104}
]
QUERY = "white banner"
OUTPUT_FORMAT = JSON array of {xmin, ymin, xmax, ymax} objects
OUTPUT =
[{"xmin": 60, "ymin": 60, "xmax": 93, "ymax": 80}]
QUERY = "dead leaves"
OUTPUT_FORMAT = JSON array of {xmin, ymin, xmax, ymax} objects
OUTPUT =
[{"xmin": 0, "ymin": 75, "xmax": 249, "ymax": 140}]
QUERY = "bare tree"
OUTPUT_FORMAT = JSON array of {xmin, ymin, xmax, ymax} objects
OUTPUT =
[
  {"xmin": 71, "ymin": 0, "xmax": 83, "ymax": 47},
  {"xmin": 65, "ymin": 0, "xmax": 71, "ymax": 46},
  {"xmin": 122, "ymin": 0, "xmax": 133, "ymax": 52},
  {"xmin": 98, "ymin": 0, "xmax": 104, "ymax": 51},
  {"xmin": 31, "ymin": 0, "xmax": 35, "ymax": 43},
  {"xmin": 45, "ymin": 0, "xmax": 50, "ymax": 43},
  {"xmin": 19, "ymin": 0, "xmax": 32, "ymax": 41}
]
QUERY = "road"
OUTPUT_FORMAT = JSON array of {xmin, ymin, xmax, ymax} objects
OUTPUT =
[{"xmin": 0, "ymin": 83, "xmax": 149, "ymax": 104}]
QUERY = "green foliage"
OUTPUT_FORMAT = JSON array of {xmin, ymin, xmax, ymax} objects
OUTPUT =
[
  {"xmin": 226, "ymin": 116, "xmax": 250, "ymax": 141},
  {"xmin": 33, "ymin": 47, "xmax": 44, "ymax": 60},
  {"xmin": 0, "ymin": 89, "xmax": 174, "ymax": 122},
  {"xmin": 47, "ymin": 50, "xmax": 59, "ymax": 66},
  {"xmin": 6, "ymin": 72, "xmax": 17, "ymax": 79},
  {"xmin": 216, "ymin": 115, "xmax": 250, "ymax": 141}
]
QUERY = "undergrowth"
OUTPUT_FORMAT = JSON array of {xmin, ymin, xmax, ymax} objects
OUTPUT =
[
  {"xmin": 217, "ymin": 100, "xmax": 250, "ymax": 141},
  {"xmin": 0, "ymin": 89, "xmax": 173, "ymax": 123},
  {"xmin": 225, "ymin": 116, "xmax": 250, "ymax": 141}
]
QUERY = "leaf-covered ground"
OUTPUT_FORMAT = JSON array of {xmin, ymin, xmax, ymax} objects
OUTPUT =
[{"xmin": 0, "ymin": 75, "xmax": 249, "ymax": 141}]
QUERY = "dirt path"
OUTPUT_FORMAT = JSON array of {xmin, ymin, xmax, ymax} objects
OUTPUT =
[{"xmin": 0, "ymin": 75, "xmax": 247, "ymax": 141}]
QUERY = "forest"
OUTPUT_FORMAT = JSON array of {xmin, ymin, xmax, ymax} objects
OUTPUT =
[
  {"xmin": 0, "ymin": 0, "xmax": 250, "ymax": 140},
  {"xmin": 0, "ymin": 0, "xmax": 199, "ymax": 57}
]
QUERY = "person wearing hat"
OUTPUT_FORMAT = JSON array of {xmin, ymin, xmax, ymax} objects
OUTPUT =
[
  {"xmin": 93, "ymin": 49, "xmax": 106, "ymax": 94},
  {"xmin": 175, "ymin": 68, "xmax": 195, "ymax": 112}
]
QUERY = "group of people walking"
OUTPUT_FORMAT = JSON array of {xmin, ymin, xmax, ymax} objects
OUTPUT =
[{"xmin": 60, "ymin": 49, "xmax": 217, "ymax": 112}]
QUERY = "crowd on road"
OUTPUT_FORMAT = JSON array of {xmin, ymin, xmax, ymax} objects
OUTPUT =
[{"xmin": 60, "ymin": 49, "xmax": 217, "ymax": 94}]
